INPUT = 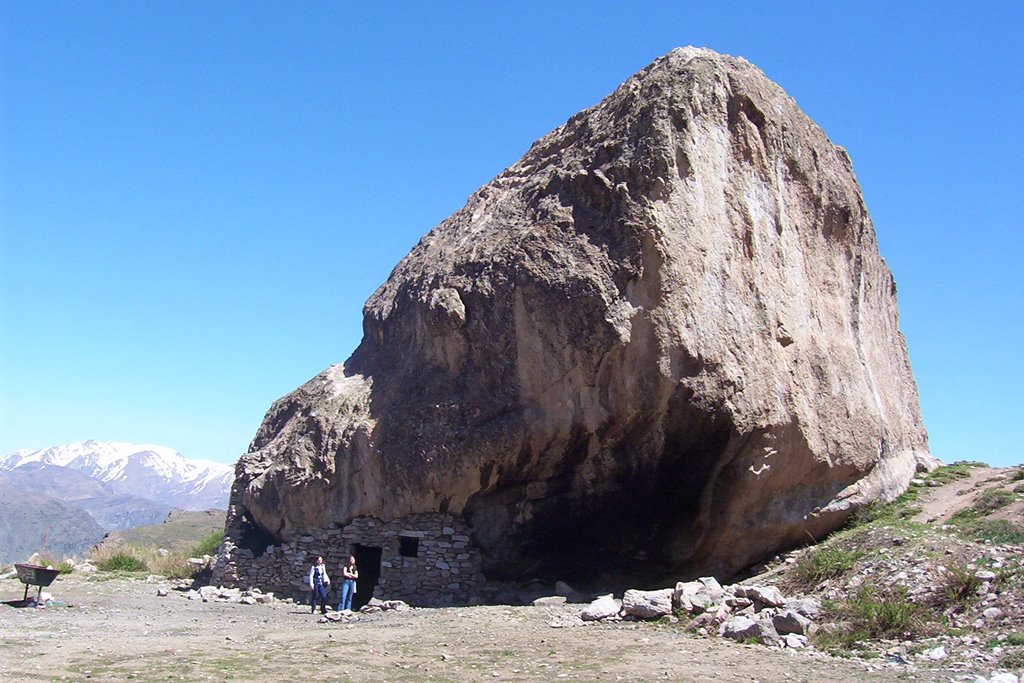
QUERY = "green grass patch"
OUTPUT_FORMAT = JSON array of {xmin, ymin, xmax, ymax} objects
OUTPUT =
[
  {"xmin": 847, "ymin": 487, "xmax": 922, "ymax": 527},
  {"xmin": 147, "ymin": 551, "xmax": 193, "ymax": 579},
  {"xmin": 795, "ymin": 545, "xmax": 862, "ymax": 586},
  {"xmin": 925, "ymin": 461, "xmax": 986, "ymax": 487},
  {"xmin": 816, "ymin": 585, "xmax": 931, "ymax": 651},
  {"xmin": 847, "ymin": 587, "xmax": 925, "ymax": 639},
  {"xmin": 95, "ymin": 551, "xmax": 148, "ymax": 572},
  {"xmin": 36, "ymin": 553, "xmax": 75, "ymax": 574},
  {"xmin": 1001, "ymin": 650, "xmax": 1024, "ymax": 670},
  {"xmin": 671, "ymin": 605, "xmax": 693, "ymax": 623},
  {"xmin": 948, "ymin": 486, "xmax": 1024, "ymax": 543},
  {"xmin": 971, "ymin": 488, "xmax": 1015, "ymax": 514},
  {"xmin": 938, "ymin": 563, "xmax": 981, "ymax": 607},
  {"xmin": 949, "ymin": 514, "xmax": 1024, "ymax": 545},
  {"xmin": 988, "ymin": 633, "xmax": 1024, "ymax": 649},
  {"xmin": 191, "ymin": 530, "xmax": 223, "ymax": 557}
]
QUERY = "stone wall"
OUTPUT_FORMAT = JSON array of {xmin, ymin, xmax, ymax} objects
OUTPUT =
[{"xmin": 214, "ymin": 509, "xmax": 489, "ymax": 607}]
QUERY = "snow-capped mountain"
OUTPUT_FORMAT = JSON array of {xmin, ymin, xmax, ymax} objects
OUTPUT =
[{"xmin": 0, "ymin": 440, "xmax": 234, "ymax": 511}]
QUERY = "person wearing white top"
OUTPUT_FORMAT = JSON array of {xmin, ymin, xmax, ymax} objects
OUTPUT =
[{"xmin": 308, "ymin": 556, "xmax": 331, "ymax": 614}]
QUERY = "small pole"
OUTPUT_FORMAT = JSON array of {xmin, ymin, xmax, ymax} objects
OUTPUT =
[{"xmin": 40, "ymin": 527, "xmax": 50, "ymax": 560}]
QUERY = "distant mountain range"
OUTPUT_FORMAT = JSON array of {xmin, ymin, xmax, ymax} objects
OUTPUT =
[{"xmin": 0, "ymin": 441, "xmax": 233, "ymax": 563}]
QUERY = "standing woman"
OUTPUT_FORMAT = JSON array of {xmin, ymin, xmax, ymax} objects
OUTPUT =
[
  {"xmin": 338, "ymin": 555, "xmax": 358, "ymax": 612},
  {"xmin": 308, "ymin": 556, "xmax": 331, "ymax": 614}
]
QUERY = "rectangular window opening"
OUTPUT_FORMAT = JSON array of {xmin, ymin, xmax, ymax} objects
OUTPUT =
[{"xmin": 399, "ymin": 535, "xmax": 420, "ymax": 558}]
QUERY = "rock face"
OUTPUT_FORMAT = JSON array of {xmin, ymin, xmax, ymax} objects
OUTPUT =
[{"xmin": 222, "ymin": 47, "xmax": 931, "ymax": 591}]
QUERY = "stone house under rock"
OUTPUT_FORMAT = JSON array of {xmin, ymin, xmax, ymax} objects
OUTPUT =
[{"xmin": 213, "ymin": 508, "xmax": 490, "ymax": 608}]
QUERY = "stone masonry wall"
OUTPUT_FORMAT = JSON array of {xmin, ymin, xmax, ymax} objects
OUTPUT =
[{"xmin": 214, "ymin": 511, "xmax": 488, "ymax": 607}]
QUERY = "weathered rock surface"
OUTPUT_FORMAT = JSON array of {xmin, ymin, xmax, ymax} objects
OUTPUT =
[
  {"xmin": 621, "ymin": 588, "xmax": 674, "ymax": 619},
  {"xmin": 224, "ymin": 46, "xmax": 931, "ymax": 587},
  {"xmin": 721, "ymin": 615, "xmax": 782, "ymax": 645},
  {"xmin": 581, "ymin": 594, "xmax": 622, "ymax": 621},
  {"xmin": 772, "ymin": 608, "xmax": 812, "ymax": 635}
]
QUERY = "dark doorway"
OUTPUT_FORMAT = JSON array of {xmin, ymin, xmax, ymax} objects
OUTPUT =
[{"xmin": 351, "ymin": 544, "xmax": 382, "ymax": 610}]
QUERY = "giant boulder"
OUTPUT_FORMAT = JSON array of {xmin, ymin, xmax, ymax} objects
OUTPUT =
[{"xmin": 224, "ymin": 47, "xmax": 931, "ymax": 586}]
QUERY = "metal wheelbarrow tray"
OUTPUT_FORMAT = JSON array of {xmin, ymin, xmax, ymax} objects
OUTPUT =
[{"xmin": 14, "ymin": 563, "xmax": 61, "ymax": 602}]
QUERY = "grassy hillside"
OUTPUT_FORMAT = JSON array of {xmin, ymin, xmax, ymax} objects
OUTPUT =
[
  {"xmin": 98, "ymin": 509, "xmax": 225, "ymax": 552},
  {"xmin": 764, "ymin": 462, "xmax": 1024, "ymax": 668}
]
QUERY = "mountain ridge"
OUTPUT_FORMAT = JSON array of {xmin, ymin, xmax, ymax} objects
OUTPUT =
[
  {"xmin": 0, "ymin": 440, "xmax": 233, "ymax": 562},
  {"xmin": 1, "ymin": 440, "xmax": 233, "ymax": 511}
]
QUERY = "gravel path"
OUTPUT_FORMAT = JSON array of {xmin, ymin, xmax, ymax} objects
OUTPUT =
[{"xmin": 914, "ymin": 466, "xmax": 1023, "ymax": 525}]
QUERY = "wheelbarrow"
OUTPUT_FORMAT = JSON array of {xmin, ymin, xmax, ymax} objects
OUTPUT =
[{"xmin": 14, "ymin": 563, "xmax": 61, "ymax": 603}]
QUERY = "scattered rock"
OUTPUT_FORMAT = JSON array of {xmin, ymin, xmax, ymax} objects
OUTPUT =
[
  {"xmin": 975, "ymin": 674, "xmax": 1020, "ymax": 683},
  {"xmin": 782, "ymin": 597, "xmax": 821, "ymax": 620},
  {"xmin": 782, "ymin": 634, "xmax": 808, "ymax": 649},
  {"xmin": 360, "ymin": 603, "xmax": 383, "ymax": 614},
  {"xmin": 772, "ymin": 609, "xmax": 812, "ymax": 636},
  {"xmin": 674, "ymin": 577, "xmax": 727, "ymax": 615},
  {"xmin": 621, "ymin": 589, "xmax": 673, "ymax": 619},
  {"xmin": 720, "ymin": 616, "xmax": 781, "ymax": 646},
  {"xmin": 532, "ymin": 596, "xmax": 567, "ymax": 607},
  {"xmin": 581, "ymin": 593, "xmax": 618, "ymax": 622},
  {"xmin": 734, "ymin": 585, "xmax": 786, "ymax": 609},
  {"xmin": 580, "ymin": 595, "xmax": 621, "ymax": 622}
]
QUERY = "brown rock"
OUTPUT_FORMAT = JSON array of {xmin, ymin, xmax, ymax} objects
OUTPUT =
[{"xmin": 223, "ymin": 47, "xmax": 931, "ymax": 587}]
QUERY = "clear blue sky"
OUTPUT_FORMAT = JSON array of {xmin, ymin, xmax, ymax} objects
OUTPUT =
[{"xmin": 1, "ymin": 2, "xmax": 1021, "ymax": 467}]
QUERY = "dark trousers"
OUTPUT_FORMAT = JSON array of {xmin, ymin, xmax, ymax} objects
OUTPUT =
[{"xmin": 310, "ymin": 583, "xmax": 328, "ymax": 612}]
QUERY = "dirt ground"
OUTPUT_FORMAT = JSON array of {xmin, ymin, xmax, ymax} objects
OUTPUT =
[
  {"xmin": 5, "ymin": 464, "xmax": 1020, "ymax": 683},
  {"xmin": 1, "ymin": 573, "xmax": 951, "ymax": 683}
]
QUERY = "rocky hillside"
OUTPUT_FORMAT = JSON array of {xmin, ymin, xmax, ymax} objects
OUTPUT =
[
  {"xmin": 773, "ymin": 462, "xmax": 1024, "ymax": 673},
  {"xmin": 0, "ymin": 462, "xmax": 170, "ymax": 531},
  {"xmin": 562, "ymin": 462, "xmax": 1024, "ymax": 681},
  {"xmin": 0, "ymin": 481, "xmax": 106, "ymax": 562}
]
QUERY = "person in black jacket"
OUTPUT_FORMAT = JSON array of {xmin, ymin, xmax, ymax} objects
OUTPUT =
[{"xmin": 337, "ymin": 555, "xmax": 359, "ymax": 612}]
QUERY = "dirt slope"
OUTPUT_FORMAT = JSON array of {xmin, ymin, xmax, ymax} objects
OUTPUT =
[{"xmin": 914, "ymin": 465, "xmax": 1024, "ymax": 525}]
